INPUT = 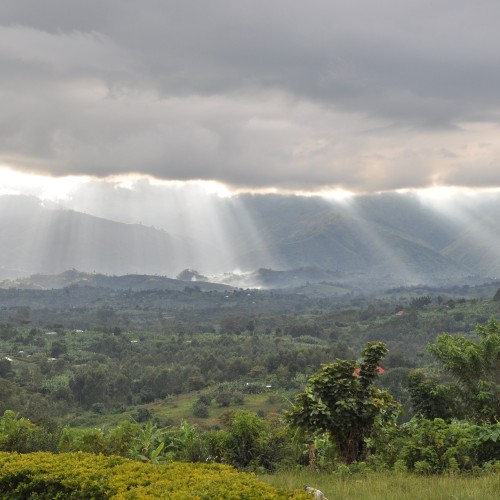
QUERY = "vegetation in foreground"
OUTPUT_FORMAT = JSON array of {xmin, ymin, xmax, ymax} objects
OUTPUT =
[
  {"xmin": 0, "ymin": 321, "xmax": 497, "ymax": 477},
  {"xmin": 1, "ymin": 279, "xmax": 498, "ymax": 427},
  {"xmin": 0, "ymin": 452, "xmax": 309, "ymax": 499},
  {"xmin": 0, "ymin": 283, "xmax": 499, "ymax": 496}
]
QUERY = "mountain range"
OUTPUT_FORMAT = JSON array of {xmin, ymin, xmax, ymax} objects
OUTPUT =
[{"xmin": 1, "ymin": 192, "xmax": 499, "ymax": 289}]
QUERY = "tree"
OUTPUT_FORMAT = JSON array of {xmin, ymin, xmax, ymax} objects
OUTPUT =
[
  {"xmin": 409, "ymin": 295, "xmax": 432, "ymax": 310},
  {"xmin": 407, "ymin": 371, "xmax": 458, "ymax": 421},
  {"xmin": 427, "ymin": 317, "xmax": 500, "ymax": 422},
  {"xmin": 69, "ymin": 363, "xmax": 108, "ymax": 407},
  {"xmin": 287, "ymin": 342, "xmax": 399, "ymax": 464},
  {"xmin": 215, "ymin": 391, "xmax": 232, "ymax": 407},
  {"xmin": 0, "ymin": 359, "xmax": 13, "ymax": 379},
  {"xmin": 50, "ymin": 340, "xmax": 67, "ymax": 358}
]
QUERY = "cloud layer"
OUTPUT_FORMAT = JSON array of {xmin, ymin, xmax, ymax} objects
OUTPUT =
[{"xmin": 1, "ymin": 0, "xmax": 500, "ymax": 192}]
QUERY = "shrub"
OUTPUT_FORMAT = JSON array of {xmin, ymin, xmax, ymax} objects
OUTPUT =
[
  {"xmin": 367, "ymin": 417, "xmax": 500, "ymax": 474},
  {"xmin": 192, "ymin": 401, "xmax": 210, "ymax": 418},
  {"xmin": 0, "ymin": 452, "xmax": 309, "ymax": 499},
  {"xmin": 105, "ymin": 421, "xmax": 140, "ymax": 456},
  {"xmin": 0, "ymin": 410, "xmax": 58, "ymax": 453},
  {"xmin": 470, "ymin": 422, "xmax": 500, "ymax": 464},
  {"xmin": 396, "ymin": 418, "xmax": 500, "ymax": 473},
  {"xmin": 58, "ymin": 427, "xmax": 106, "ymax": 454},
  {"xmin": 225, "ymin": 410, "xmax": 269, "ymax": 469}
]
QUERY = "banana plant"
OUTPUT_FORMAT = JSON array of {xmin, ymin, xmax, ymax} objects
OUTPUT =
[{"xmin": 130, "ymin": 420, "xmax": 167, "ymax": 464}]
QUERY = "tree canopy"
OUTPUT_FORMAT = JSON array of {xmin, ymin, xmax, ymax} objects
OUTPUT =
[
  {"xmin": 287, "ymin": 342, "xmax": 399, "ymax": 463},
  {"xmin": 427, "ymin": 317, "xmax": 500, "ymax": 423}
]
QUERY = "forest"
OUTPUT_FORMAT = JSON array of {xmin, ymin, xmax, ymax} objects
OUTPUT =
[{"xmin": 0, "ymin": 278, "xmax": 498, "ymax": 497}]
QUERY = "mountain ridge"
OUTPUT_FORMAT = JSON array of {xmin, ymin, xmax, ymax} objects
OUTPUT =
[{"xmin": 1, "ymin": 192, "xmax": 497, "ymax": 288}]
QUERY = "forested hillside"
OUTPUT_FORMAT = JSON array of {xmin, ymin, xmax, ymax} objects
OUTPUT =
[
  {"xmin": 0, "ymin": 273, "xmax": 498, "ymax": 497},
  {"xmin": 0, "ymin": 276, "xmax": 498, "ymax": 424}
]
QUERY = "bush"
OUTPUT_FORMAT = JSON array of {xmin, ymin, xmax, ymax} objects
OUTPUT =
[
  {"xmin": 192, "ymin": 401, "xmax": 210, "ymax": 418},
  {"xmin": 471, "ymin": 422, "xmax": 500, "ymax": 464},
  {"xmin": 0, "ymin": 452, "xmax": 310, "ymax": 499},
  {"xmin": 397, "ymin": 418, "xmax": 500, "ymax": 473},
  {"xmin": 58, "ymin": 427, "xmax": 106, "ymax": 454},
  {"xmin": 225, "ymin": 410, "xmax": 269, "ymax": 469},
  {"xmin": 0, "ymin": 410, "xmax": 58, "ymax": 453},
  {"xmin": 367, "ymin": 417, "xmax": 500, "ymax": 474}
]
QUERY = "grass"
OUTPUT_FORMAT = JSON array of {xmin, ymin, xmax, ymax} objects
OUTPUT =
[
  {"xmin": 260, "ymin": 469, "xmax": 500, "ymax": 500},
  {"xmin": 66, "ymin": 388, "xmax": 291, "ymax": 429},
  {"xmin": 145, "ymin": 390, "xmax": 291, "ymax": 427}
]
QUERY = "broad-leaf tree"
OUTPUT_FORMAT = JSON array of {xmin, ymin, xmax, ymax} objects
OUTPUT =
[
  {"xmin": 287, "ymin": 342, "xmax": 399, "ymax": 464},
  {"xmin": 427, "ymin": 317, "xmax": 500, "ymax": 423}
]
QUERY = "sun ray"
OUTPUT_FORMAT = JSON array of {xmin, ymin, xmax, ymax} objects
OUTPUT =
[{"xmin": 416, "ymin": 187, "xmax": 500, "ymax": 277}]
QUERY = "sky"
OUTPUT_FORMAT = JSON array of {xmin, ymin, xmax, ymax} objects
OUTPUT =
[{"xmin": 1, "ymin": 0, "xmax": 500, "ymax": 209}]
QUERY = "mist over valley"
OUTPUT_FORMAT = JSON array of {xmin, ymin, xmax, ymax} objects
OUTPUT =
[{"xmin": 2, "ymin": 191, "xmax": 500, "ymax": 291}]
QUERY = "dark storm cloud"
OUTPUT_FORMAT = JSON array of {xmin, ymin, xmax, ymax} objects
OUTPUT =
[{"xmin": 1, "ymin": 0, "xmax": 500, "ymax": 191}]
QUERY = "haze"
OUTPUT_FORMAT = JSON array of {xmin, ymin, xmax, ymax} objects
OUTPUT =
[{"xmin": 1, "ymin": 1, "xmax": 500, "ymax": 281}]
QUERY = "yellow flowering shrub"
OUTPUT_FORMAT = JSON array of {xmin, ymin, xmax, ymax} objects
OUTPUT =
[{"xmin": 0, "ymin": 452, "xmax": 309, "ymax": 499}]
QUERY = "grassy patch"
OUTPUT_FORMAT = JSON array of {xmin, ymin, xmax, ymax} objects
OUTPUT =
[
  {"xmin": 260, "ymin": 469, "xmax": 500, "ymax": 500},
  {"xmin": 66, "ymin": 388, "xmax": 291, "ymax": 429},
  {"xmin": 150, "ymin": 390, "xmax": 290, "ymax": 427}
]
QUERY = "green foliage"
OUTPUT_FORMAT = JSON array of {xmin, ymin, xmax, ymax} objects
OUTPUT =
[
  {"xmin": 204, "ymin": 429, "xmax": 229, "ymax": 461},
  {"xmin": 192, "ymin": 399, "xmax": 210, "ymax": 418},
  {"xmin": 407, "ymin": 371, "xmax": 458, "ymax": 421},
  {"xmin": 399, "ymin": 418, "xmax": 474, "ymax": 473},
  {"xmin": 3, "ymin": 279, "xmax": 500, "ymax": 477},
  {"xmin": 0, "ymin": 411, "xmax": 58, "ymax": 453},
  {"xmin": 427, "ymin": 317, "xmax": 500, "ymax": 422},
  {"xmin": 216, "ymin": 391, "xmax": 233, "ymax": 407},
  {"xmin": 471, "ymin": 422, "xmax": 500, "ymax": 464},
  {"xmin": 0, "ymin": 452, "xmax": 309, "ymax": 499},
  {"xmin": 129, "ymin": 420, "xmax": 167, "ymax": 463},
  {"xmin": 399, "ymin": 418, "xmax": 500, "ymax": 473},
  {"xmin": 69, "ymin": 363, "xmax": 109, "ymax": 407},
  {"xmin": 370, "ymin": 417, "xmax": 500, "ymax": 474},
  {"xmin": 58, "ymin": 427, "xmax": 106, "ymax": 454},
  {"xmin": 0, "ymin": 359, "xmax": 13, "ymax": 379},
  {"xmin": 224, "ymin": 410, "xmax": 270, "ymax": 469},
  {"xmin": 105, "ymin": 420, "xmax": 140, "ymax": 456},
  {"xmin": 287, "ymin": 342, "xmax": 400, "ymax": 463},
  {"xmin": 164, "ymin": 420, "xmax": 208, "ymax": 463},
  {"xmin": 409, "ymin": 295, "xmax": 432, "ymax": 310},
  {"xmin": 1, "ymin": 404, "xmax": 499, "ymax": 476},
  {"xmin": 2, "ymin": 278, "xmax": 498, "ymax": 426}
]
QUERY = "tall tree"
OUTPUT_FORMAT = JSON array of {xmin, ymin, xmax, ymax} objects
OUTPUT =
[
  {"xmin": 287, "ymin": 342, "xmax": 399, "ymax": 464},
  {"xmin": 69, "ymin": 363, "xmax": 109, "ymax": 407},
  {"xmin": 427, "ymin": 317, "xmax": 500, "ymax": 422}
]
